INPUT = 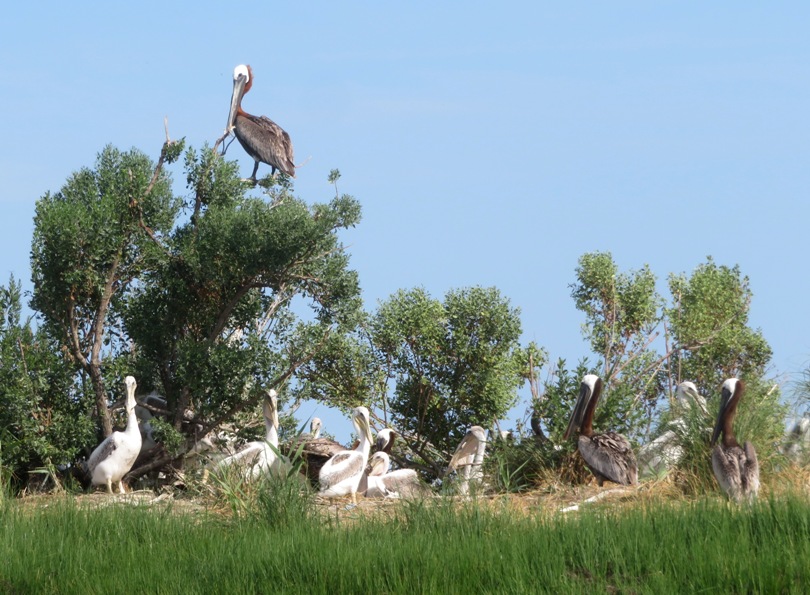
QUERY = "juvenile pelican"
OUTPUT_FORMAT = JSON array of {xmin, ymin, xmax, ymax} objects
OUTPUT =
[
  {"xmin": 711, "ymin": 378, "xmax": 759, "ymax": 503},
  {"xmin": 638, "ymin": 381, "xmax": 709, "ymax": 478},
  {"xmin": 447, "ymin": 426, "xmax": 487, "ymax": 495},
  {"xmin": 86, "ymin": 376, "xmax": 142, "ymax": 494},
  {"xmin": 363, "ymin": 452, "xmax": 428, "ymax": 498},
  {"xmin": 310, "ymin": 417, "xmax": 322, "ymax": 439},
  {"xmin": 564, "ymin": 374, "xmax": 638, "ymax": 486},
  {"xmin": 318, "ymin": 406, "xmax": 374, "ymax": 503},
  {"xmin": 214, "ymin": 389, "xmax": 282, "ymax": 479},
  {"xmin": 226, "ymin": 64, "xmax": 295, "ymax": 182}
]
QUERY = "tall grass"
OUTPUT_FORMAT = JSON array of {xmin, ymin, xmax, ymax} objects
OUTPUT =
[{"xmin": 2, "ymin": 493, "xmax": 809, "ymax": 593}]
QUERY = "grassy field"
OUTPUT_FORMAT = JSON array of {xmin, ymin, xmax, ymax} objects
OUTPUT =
[{"xmin": 2, "ymin": 487, "xmax": 809, "ymax": 594}]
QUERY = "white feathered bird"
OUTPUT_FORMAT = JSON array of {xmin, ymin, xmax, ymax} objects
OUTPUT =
[
  {"xmin": 318, "ymin": 406, "xmax": 373, "ymax": 503},
  {"xmin": 86, "ymin": 376, "xmax": 142, "ymax": 494},
  {"xmin": 214, "ymin": 389, "xmax": 283, "ymax": 479}
]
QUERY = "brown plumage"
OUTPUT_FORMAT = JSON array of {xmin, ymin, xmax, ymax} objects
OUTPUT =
[
  {"xmin": 710, "ymin": 378, "xmax": 759, "ymax": 503},
  {"xmin": 564, "ymin": 374, "xmax": 638, "ymax": 486},
  {"xmin": 227, "ymin": 64, "xmax": 295, "ymax": 181}
]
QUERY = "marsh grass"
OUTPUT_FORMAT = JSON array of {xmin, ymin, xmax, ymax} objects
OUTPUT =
[{"xmin": 2, "ymin": 490, "xmax": 809, "ymax": 594}]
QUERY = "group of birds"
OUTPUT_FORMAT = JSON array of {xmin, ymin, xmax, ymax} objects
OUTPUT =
[
  {"xmin": 83, "ymin": 372, "xmax": 759, "ymax": 505},
  {"xmin": 564, "ymin": 374, "xmax": 759, "ymax": 503},
  {"xmin": 81, "ymin": 67, "xmax": 760, "ymax": 503}
]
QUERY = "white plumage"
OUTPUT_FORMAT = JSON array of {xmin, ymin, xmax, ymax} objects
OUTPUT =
[
  {"xmin": 214, "ymin": 389, "xmax": 283, "ymax": 479},
  {"xmin": 447, "ymin": 426, "xmax": 487, "ymax": 495},
  {"xmin": 86, "ymin": 376, "xmax": 142, "ymax": 494},
  {"xmin": 363, "ymin": 452, "xmax": 428, "ymax": 498},
  {"xmin": 638, "ymin": 381, "xmax": 709, "ymax": 478},
  {"xmin": 318, "ymin": 406, "xmax": 373, "ymax": 503}
]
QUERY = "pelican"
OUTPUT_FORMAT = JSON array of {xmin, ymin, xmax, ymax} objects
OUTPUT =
[
  {"xmin": 711, "ymin": 378, "xmax": 759, "ymax": 503},
  {"xmin": 362, "ymin": 452, "xmax": 428, "ymax": 498},
  {"xmin": 564, "ymin": 374, "xmax": 638, "ymax": 486},
  {"xmin": 310, "ymin": 417, "xmax": 322, "ymax": 439},
  {"xmin": 638, "ymin": 381, "xmax": 709, "ymax": 478},
  {"xmin": 86, "ymin": 376, "xmax": 142, "ymax": 494},
  {"xmin": 214, "ymin": 389, "xmax": 282, "ymax": 479},
  {"xmin": 375, "ymin": 428, "xmax": 397, "ymax": 454},
  {"xmin": 447, "ymin": 426, "xmax": 487, "ymax": 495},
  {"xmin": 318, "ymin": 406, "xmax": 374, "ymax": 503},
  {"xmin": 226, "ymin": 64, "xmax": 295, "ymax": 182}
]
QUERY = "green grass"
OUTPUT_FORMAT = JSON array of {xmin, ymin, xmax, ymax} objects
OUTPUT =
[{"xmin": 1, "ymin": 493, "xmax": 809, "ymax": 594}]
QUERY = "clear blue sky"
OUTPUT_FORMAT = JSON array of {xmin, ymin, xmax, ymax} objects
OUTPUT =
[{"xmin": 2, "ymin": 3, "xmax": 809, "ymax": 442}]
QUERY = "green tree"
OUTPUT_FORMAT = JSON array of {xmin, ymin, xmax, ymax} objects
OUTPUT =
[
  {"xmin": 371, "ymin": 286, "xmax": 527, "ymax": 466},
  {"xmin": 120, "ymin": 147, "xmax": 362, "ymax": 475},
  {"xmin": 568, "ymin": 252, "xmax": 663, "ymax": 441},
  {"xmin": 0, "ymin": 277, "xmax": 93, "ymax": 489},
  {"xmin": 30, "ymin": 143, "xmax": 181, "ymax": 436},
  {"xmin": 667, "ymin": 257, "xmax": 772, "ymax": 391}
]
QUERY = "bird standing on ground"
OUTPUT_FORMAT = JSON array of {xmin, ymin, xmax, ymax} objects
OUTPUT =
[
  {"xmin": 564, "ymin": 374, "xmax": 638, "ymax": 486},
  {"xmin": 86, "ymin": 376, "xmax": 142, "ymax": 494},
  {"xmin": 710, "ymin": 378, "xmax": 759, "ymax": 503}
]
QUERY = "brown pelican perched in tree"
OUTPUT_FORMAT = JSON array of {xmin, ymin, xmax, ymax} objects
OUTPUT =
[
  {"xmin": 711, "ymin": 378, "xmax": 759, "ymax": 503},
  {"xmin": 362, "ymin": 452, "xmax": 429, "ymax": 499},
  {"xmin": 226, "ymin": 64, "xmax": 295, "ymax": 182},
  {"xmin": 318, "ymin": 407, "xmax": 374, "ymax": 504},
  {"xmin": 213, "ymin": 389, "xmax": 283, "ymax": 479},
  {"xmin": 86, "ymin": 376, "xmax": 142, "ymax": 494},
  {"xmin": 564, "ymin": 374, "xmax": 638, "ymax": 486}
]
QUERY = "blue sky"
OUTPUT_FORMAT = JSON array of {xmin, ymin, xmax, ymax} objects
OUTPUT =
[{"xmin": 2, "ymin": 3, "xmax": 809, "ymax": 442}]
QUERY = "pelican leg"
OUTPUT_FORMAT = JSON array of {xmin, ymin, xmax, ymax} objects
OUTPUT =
[
  {"xmin": 106, "ymin": 478, "xmax": 113, "ymax": 494},
  {"xmin": 250, "ymin": 161, "xmax": 260, "ymax": 184},
  {"xmin": 118, "ymin": 481, "xmax": 126, "ymax": 495}
]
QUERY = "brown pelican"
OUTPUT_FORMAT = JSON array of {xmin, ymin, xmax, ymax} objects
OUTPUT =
[
  {"xmin": 447, "ymin": 426, "xmax": 487, "ymax": 495},
  {"xmin": 362, "ymin": 452, "xmax": 429, "ymax": 498},
  {"xmin": 638, "ymin": 381, "xmax": 709, "ymax": 478},
  {"xmin": 226, "ymin": 64, "xmax": 295, "ymax": 182},
  {"xmin": 564, "ymin": 374, "xmax": 638, "ymax": 486},
  {"xmin": 214, "ymin": 389, "xmax": 282, "ymax": 479},
  {"xmin": 710, "ymin": 378, "xmax": 759, "ymax": 502},
  {"xmin": 318, "ymin": 406, "xmax": 374, "ymax": 503},
  {"xmin": 86, "ymin": 376, "xmax": 142, "ymax": 494},
  {"xmin": 375, "ymin": 428, "xmax": 397, "ymax": 454}
]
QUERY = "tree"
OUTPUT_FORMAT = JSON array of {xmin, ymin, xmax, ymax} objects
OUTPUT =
[
  {"xmin": 0, "ymin": 276, "xmax": 93, "ymax": 489},
  {"xmin": 370, "ymin": 286, "xmax": 528, "ymax": 465},
  {"xmin": 30, "ymin": 143, "xmax": 181, "ymax": 436},
  {"xmin": 29, "ymin": 140, "xmax": 363, "ymax": 479},
  {"xmin": 567, "ymin": 252, "xmax": 663, "ymax": 441},
  {"xmin": 667, "ymin": 257, "xmax": 772, "ymax": 391},
  {"xmin": 120, "ymin": 147, "xmax": 363, "ymax": 475}
]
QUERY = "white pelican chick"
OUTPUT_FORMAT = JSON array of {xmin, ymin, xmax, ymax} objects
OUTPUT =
[
  {"xmin": 638, "ymin": 381, "xmax": 709, "ymax": 478},
  {"xmin": 711, "ymin": 378, "xmax": 759, "ymax": 503},
  {"xmin": 214, "ymin": 389, "xmax": 282, "ymax": 479},
  {"xmin": 318, "ymin": 406, "xmax": 374, "ymax": 503},
  {"xmin": 362, "ymin": 452, "xmax": 428, "ymax": 498},
  {"xmin": 86, "ymin": 376, "xmax": 142, "ymax": 494}
]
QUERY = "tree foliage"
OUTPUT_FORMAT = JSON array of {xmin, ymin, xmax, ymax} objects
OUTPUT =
[
  {"xmin": 370, "ymin": 286, "xmax": 527, "ymax": 461},
  {"xmin": 30, "ymin": 144, "xmax": 180, "ymax": 436},
  {"xmin": 0, "ymin": 277, "xmax": 93, "ymax": 489}
]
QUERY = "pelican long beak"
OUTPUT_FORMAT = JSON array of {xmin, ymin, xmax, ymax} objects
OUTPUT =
[
  {"xmin": 227, "ymin": 74, "xmax": 247, "ymax": 133},
  {"xmin": 710, "ymin": 385, "xmax": 733, "ymax": 446},
  {"xmin": 563, "ymin": 382, "xmax": 591, "ymax": 440},
  {"xmin": 263, "ymin": 390, "xmax": 279, "ymax": 430}
]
